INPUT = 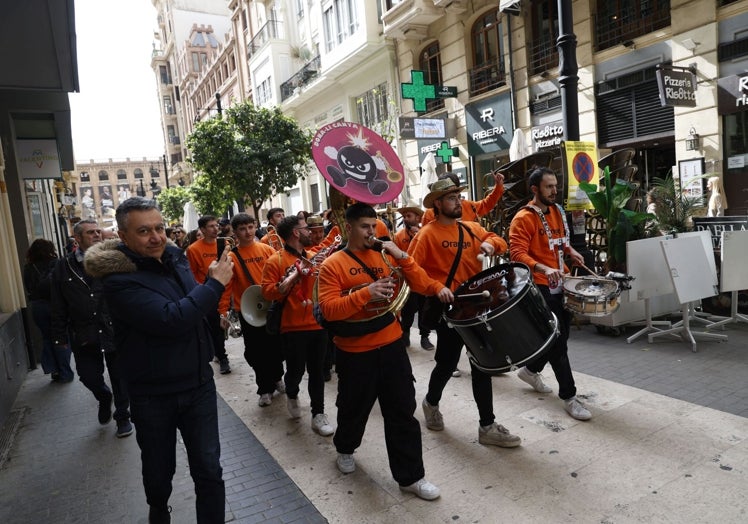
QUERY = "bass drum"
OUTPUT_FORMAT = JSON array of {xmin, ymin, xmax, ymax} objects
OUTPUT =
[{"xmin": 444, "ymin": 263, "xmax": 558, "ymax": 375}]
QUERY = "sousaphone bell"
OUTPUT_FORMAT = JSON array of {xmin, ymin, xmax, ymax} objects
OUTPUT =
[{"xmin": 240, "ymin": 285, "xmax": 270, "ymax": 327}]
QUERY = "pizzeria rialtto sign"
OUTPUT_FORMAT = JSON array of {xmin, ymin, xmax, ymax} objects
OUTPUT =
[{"xmin": 655, "ymin": 64, "xmax": 697, "ymax": 107}]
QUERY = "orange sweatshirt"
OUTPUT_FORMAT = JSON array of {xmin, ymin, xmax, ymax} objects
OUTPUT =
[
  {"xmin": 317, "ymin": 248, "xmax": 444, "ymax": 352},
  {"xmin": 225, "ymin": 241, "xmax": 276, "ymax": 316},
  {"xmin": 509, "ymin": 206, "xmax": 570, "ymax": 287},
  {"xmin": 408, "ymin": 220, "xmax": 507, "ymax": 291},
  {"xmin": 261, "ymin": 248, "xmax": 320, "ymax": 333},
  {"xmin": 326, "ymin": 219, "xmax": 390, "ymax": 242},
  {"xmin": 186, "ymin": 238, "xmax": 231, "ymax": 313},
  {"xmin": 393, "ymin": 227, "xmax": 417, "ymax": 252},
  {"xmin": 421, "ymin": 184, "xmax": 503, "ymax": 225}
]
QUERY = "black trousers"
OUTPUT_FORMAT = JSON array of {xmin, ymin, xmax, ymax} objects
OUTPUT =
[
  {"xmin": 72, "ymin": 347, "xmax": 130, "ymax": 422},
  {"xmin": 282, "ymin": 329, "xmax": 327, "ymax": 416},
  {"xmin": 333, "ymin": 340, "xmax": 425, "ymax": 486},
  {"xmin": 525, "ymin": 286, "xmax": 577, "ymax": 400},
  {"xmin": 206, "ymin": 311, "xmax": 228, "ymax": 361},
  {"xmin": 425, "ymin": 323, "xmax": 496, "ymax": 427},
  {"xmin": 400, "ymin": 292, "xmax": 430, "ymax": 337},
  {"xmin": 238, "ymin": 314, "xmax": 284, "ymax": 396}
]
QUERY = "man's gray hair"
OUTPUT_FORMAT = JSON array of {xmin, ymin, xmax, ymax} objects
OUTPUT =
[
  {"xmin": 116, "ymin": 197, "xmax": 159, "ymax": 230},
  {"xmin": 73, "ymin": 219, "xmax": 99, "ymax": 236}
]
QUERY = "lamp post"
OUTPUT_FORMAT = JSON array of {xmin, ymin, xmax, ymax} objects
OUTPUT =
[{"xmin": 162, "ymin": 154, "xmax": 170, "ymax": 188}]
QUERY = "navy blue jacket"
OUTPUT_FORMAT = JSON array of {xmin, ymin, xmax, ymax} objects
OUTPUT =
[{"xmin": 85, "ymin": 240, "xmax": 223, "ymax": 396}]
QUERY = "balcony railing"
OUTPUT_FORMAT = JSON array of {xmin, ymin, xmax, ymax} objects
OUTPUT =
[
  {"xmin": 594, "ymin": 7, "xmax": 670, "ymax": 52},
  {"xmin": 247, "ymin": 19, "xmax": 283, "ymax": 59},
  {"xmin": 280, "ymin": 55, "xmax": 321, "ymax": 102},
  {"xmin": 528, "ymin": 39, "xmax": 558, "ymax": 77},
  {"xmin": 469, "ymin": 58, "xmax": 506, "ymax": 96}
]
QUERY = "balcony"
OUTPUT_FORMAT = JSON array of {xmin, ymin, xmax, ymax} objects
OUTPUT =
[
  {"xmin": 528, "ymin": 39, "xmax": 558, "ymax": 77},
  {"xmin": 468, "ymin": 58, "xmax": 506, "ymax": 96},
  {"xmin": 382, "ymin": 0, "xmax": 444, "ymax": 41},
  {"xmin": 594, "ymin": 7, "xmax": 670, "ymax": 52},
  {"xmin": 280, "ymin": 55, "xmax": 321, "ymax": 102},
  {"xmin": 247, "ymin": 19, "xmax": 283, "ymax": 59}
]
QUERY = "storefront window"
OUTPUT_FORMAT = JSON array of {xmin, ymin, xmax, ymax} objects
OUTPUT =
[{"xmin": 723, "ymin": 111, "xmax": 748, "ymax": 214}]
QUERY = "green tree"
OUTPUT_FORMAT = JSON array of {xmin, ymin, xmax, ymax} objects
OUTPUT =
[
  {"xmin": 188, "ymin": 173, "xmax": 235, "ymax": 216},
  {"xmin": 156, "ymin": 185, "xmax": 191, "ymax": 223},
  {"xmin": 187, "ymin": 101, "xmax": 313, "ymax": 219}
]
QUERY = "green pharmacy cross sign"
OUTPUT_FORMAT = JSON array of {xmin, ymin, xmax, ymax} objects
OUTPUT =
[
  {"xmin": 401, "ymin": 71, "xmax": 456, "ymax": 112},
  {"xmin": 436, "ymin": 141, "xmax": 458, "ymax": 163}
]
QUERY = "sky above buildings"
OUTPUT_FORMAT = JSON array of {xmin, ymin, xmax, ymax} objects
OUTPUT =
[{"xmin": 69, "ymin": 0, "xmax": 165, "ymax": 162}]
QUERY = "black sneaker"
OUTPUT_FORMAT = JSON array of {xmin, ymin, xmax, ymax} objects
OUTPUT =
[
  {"xmin": 98, "ymin": 395, "xmax": 113, "ymax": 424},
  {"xmin": 219, "ymin": 358, "xmax": 231, "ymax": 374},
  {"xmin": 116, "ymin": 419, "xmax": 134, "ymax": 438},
  {"xmin": 420, "ymin": 336, "xmax": 435, "ymax": 350},
  {"xmin": 323, "ymin": 368, "xmax": 332, "ymax": 382}
]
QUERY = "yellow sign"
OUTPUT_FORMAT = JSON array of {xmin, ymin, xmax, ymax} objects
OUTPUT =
[{"xmin": 562, "ymin": 141, "xmax": 599, "ymax": 211}]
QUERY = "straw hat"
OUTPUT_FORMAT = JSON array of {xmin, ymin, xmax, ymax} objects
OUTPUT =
[
  {"xmin": 396, "ymin": 200, "xmax": 424, "ymax": 216},
  {"xmin": 422, "ymin": 177, "xmax": 467, "ymax": 208},
  {"xmin": 306, "ymin": 216, "xmax": 324, "ymax": 229}
]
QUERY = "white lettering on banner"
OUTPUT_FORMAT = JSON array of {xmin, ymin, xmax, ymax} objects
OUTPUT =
[
  {"xmin": 665, "ymin": 87, "xmax": 696, "ymax": 101},
  {"xmin": 532, "ymin": 125, "xmax": 564, "ymax": 139},
  {"xmin": 737, "ymin": 93, "xmax": 748, "ymax": 108},
  {"xmin": 421, "ymin": 143, "xmax": 441, "ymax": 155},
  {"xmin": 739, "ymin": 76, "xmax": 748, "ymax": 92},
  {"xmin": 480, "ymin": 108, "xmax": 495, "ymax": 122},
  {"xmin": 663, "ymin": 75, "xmax": 692, "ymax": 89},
  {"xmin": 472, "ymin": 126, "xmax": 506, "ymax": 142}
]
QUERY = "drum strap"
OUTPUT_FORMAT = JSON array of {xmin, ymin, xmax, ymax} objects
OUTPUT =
[
  {"xmin": 444, "ymin": 224, "xmax": 465, "ymax": 289},
  {"xmin": 231, "ymin": 247, "xmax": 256, "ymax": 286},
  {"xmin": 525, "ymin": 204, "xmax": 570, "ymax": 269}
]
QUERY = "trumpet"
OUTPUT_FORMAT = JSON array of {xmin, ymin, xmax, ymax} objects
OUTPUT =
[
  {"xmin": 217, "ymin": 236, "xmax": 235, "ymax": 248},
  {"xmin": 265, "ymin": 224, "xmax": 284, "ymax": 251}
]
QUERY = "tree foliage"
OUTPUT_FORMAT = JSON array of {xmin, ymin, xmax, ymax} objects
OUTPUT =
[
  {"xmin": 155, "ymin": 185, "xmax": 191, "ymax": 223},
  {"xmin": 188, "ymin": 173, "xmax": 235, "ymax": 217},
  {"xmin": 186, "ymin": 101, "xmax": 313, "ymax": 219}
]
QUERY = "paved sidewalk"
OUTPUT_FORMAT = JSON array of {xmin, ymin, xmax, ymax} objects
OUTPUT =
[{"xmin": 1, "ymin": 316, "xmax": 746, "ymax": 523}]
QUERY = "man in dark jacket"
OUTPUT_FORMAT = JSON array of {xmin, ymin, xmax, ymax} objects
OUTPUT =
[
  {"xmin": 50, "ymin": 219, "xmax": 131, "ymax": 437},
  {"xmin": 85, "ymin": 197, "xmax": 233, "ymax": 524}
]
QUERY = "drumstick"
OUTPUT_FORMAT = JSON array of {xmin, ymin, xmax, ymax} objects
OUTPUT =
[
  {"xmin": 575, "ymin": 261, "xmax": 600, "ymax": 278},
  {"xmin": 455, "ymin": 290, "xmax": 491, "ymax": 300}
]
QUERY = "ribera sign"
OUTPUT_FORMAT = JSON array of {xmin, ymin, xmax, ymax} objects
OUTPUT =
[{"xmin": 718, "ymin": 73, "xmax": 748, "ymax": 115}]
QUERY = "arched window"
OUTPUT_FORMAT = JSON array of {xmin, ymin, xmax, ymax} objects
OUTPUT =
[
  {"xmin": 98, "ymin": 170, "xmax": 109, "ymax": 181},
  {"xmin": 470, "ymin": 9, "xmax": 505, "ymax": 96},
  {"xmin": 418, "ymin": 41, "xmax": 444, "ymax": 113},
  {"xmin": 117, "ymin": 169, "xmax": 127, "ymax": 180},
  {"xmin": 134, "ymin": 168, "xmax": 144, "ymax": 179}
]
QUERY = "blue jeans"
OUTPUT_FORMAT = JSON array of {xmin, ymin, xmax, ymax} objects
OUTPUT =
[
  {"xmin": 31, "ymin": 300, "xmax": 73, "ymax": 380},
  {"xmin": 129, "ymin": 380, "xmax": 224, "ymax": 523}
]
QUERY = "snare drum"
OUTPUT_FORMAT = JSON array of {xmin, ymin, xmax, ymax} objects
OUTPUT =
[
  {"xmin": 562, "ymin": 276, "xmax": 620, "ymax": 317},
  {"xmin": 444, "ymin": 263, "xmax": 558, "ymax": 375}
]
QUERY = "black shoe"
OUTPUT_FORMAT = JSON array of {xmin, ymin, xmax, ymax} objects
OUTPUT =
[
  {"xmin": 98, "ymin": 395, "xmax": 113, "ymax": 424},
  {"xmin": 420, "ymin": 336, "xmax": 435, "ymax": 351},
  {"xmin": 323, "ymin": 369, "xmax": 332, "ymax": 382},
  {"xmin": 50, "ymin": 372, "xmax": 60, "ymax": 382},
  {"xmin": 219, "ymin": 357, "xmax": 231, "ymax": 374},
  {"xmin": 148, "ymin": 505, "xmax": 171, "ymax": 524},
  {"xmin": 116, "ymin": 419, "xmax": 134, "ymax": 438}
]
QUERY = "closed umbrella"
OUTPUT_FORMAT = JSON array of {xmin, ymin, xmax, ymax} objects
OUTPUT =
[{"xmin": 509, "ymin": 129, "xmax": 527, "ymax": 161}]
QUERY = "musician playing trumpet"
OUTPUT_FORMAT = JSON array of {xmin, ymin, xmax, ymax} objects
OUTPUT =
[
  {"xmin": 261, "ymin": 215, "xmax": 334, "ymax": 437},
  {"xmin": 260, "ymin": 207, "xmax": 285, "ymax": 250},
  {"xmin": 409, "ymin": 177, "xmax": 522, "ymax": 448},
  {"xmin": 317, "ymin": 203, "xmax": 452, "ymax": 500},
  {"xmin": 225, "ymin": 213, "xmax": 285, "ymax": 407}
]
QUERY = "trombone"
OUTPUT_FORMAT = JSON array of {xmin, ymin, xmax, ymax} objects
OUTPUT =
[{"xmin": 265, "ymin": 224, "xmax": 284, "ymax": 251}]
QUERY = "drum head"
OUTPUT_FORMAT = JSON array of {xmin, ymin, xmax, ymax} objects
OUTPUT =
[
  {"xmin": 445, "ymin": 263, "xmax": 531, "ymax": 322},
  {"xmin": 563, "ymin": 277, "xmax": 618, "ymax": 297}
]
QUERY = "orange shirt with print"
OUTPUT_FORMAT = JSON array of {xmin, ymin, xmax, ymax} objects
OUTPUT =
[
  {"xmin": 509, "ymin": 206, "xmax": 570, "ymax": 287},
  {"xmin": 186, "ymin": 238, "xmax": 231, "ymax": 313},
  {"xmin": 225, "ymin": 242, "xmax": 276, "ymax": 316},
  {"xmin": 317, "ymin": 248, "xmax": 444, "ymax": 352},
  {"xmin": 261, "ymin": 248, "xmax": 320, "ymax": 333},
  {"xmin": 421, "ymin": 185, "xmax": 504, "ymax": 225},
  {"xmin": 393, "ymin": 227, "xmax": 417, "ymax": 253},
  {"xmin": 408, "ymin": 220, "xmax": 507, "ymax": 291}
]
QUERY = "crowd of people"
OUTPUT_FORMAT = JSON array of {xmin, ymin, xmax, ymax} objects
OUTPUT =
[{"xmin": 24, "ymin": 167, "xmax": 603, "ymax": 522}]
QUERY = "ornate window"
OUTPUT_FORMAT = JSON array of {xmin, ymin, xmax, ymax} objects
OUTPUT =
[
  {"xmin": 469, "ymin": 9, "xmax": 505, "ymax": 96},
  {"xmin": 418, "ymin": 42, "xmax": 444, "ymax": 113},
  {"xmin": 528, "ymin": 0, "xmax": 558, "ymax": 76}
]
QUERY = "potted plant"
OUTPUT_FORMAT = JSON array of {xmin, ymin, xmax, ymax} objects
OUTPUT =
[{"xmin": 646, "ymin": 173, "xmax": 705, "ymax": 235}]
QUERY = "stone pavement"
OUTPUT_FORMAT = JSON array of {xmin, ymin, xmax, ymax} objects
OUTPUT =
[{"xmin": 0, "ymin": 318, "xmax": 747, "ymax": 523}]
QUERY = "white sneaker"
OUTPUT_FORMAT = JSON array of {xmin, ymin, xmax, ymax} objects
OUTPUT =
[
  {"xmin": 478, "ymin": 422, "xmax": 522, "ymax": 448},
  {"xmin": 400, "ymin": 478, "xmax": 441, "ymax": 500},
  {"xmin": 275, "ymin": 380, "xmax": 286, "ymax": 395},
  {"xmin": 422, "ymin": 398, "xmax": 444, "ymax": 431},
  {"xmin": 287, "ymin": 397, "xmax": 301, "ymax": 419},
  {"xmin": 336, "ymin": 453, "xmax": 355, "ymax": 474},
  {"xmin": 258, "ymin": 393, "xmax": 272, "ymax": 407},
  {"xmin": 517, "ymin": 367, "xmax": 552, "ymax": 393},
  {"xmin": 452, "ymin": 368, "xmax": 461, "ymax": 377},
  {"xmin": 311, "ymin": 413, "xmax": 334, "ymax": 436},
  {"xmin": 564, "ymin": 397, "xmax": 592, "ymax": 421}
]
